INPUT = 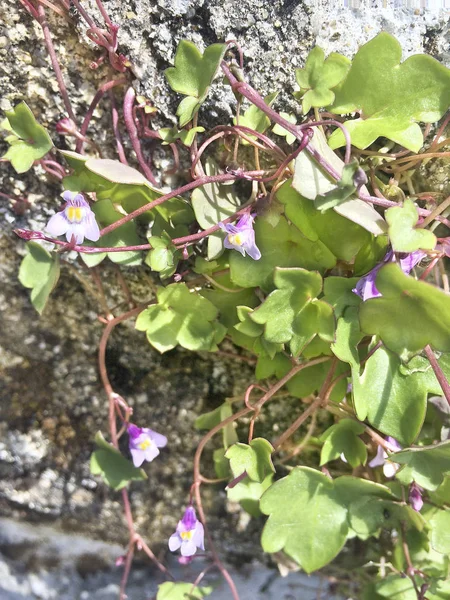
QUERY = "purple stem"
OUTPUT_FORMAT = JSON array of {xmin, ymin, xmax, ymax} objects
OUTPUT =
[
  {"xmin": 75, "ymin": 78, "xmax": 127, "ymax": 153},
  {"xmin": 36, "ymin": 4, "xmax": 77, "ymax": 123},
  {"xmin": 109, "ymin": 90, "xmax": 129, "ymax": 165},
  {"xmin": 123, "ymin": 87, "xmax": 158, "ymax": 186}
]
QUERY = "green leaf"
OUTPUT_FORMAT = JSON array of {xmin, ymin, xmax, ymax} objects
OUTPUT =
[
  {"xmin": 352, "ymin": 346, "xmax": 442, "ymax": 444},
  {"xmin": 159, "ymin": 126, "xmax": 205, "ymax": 147},
  {"xmin": 374, "ymin": 575, "xmax": 418, "ymax": 599},
  {"xmin": 227, "ymin": 474, "xmax": 273, "ymax": 517},
  {"xmin": 320, "ymin": 419, "xmax": 367, "ymax": 468},
  {"xmin": 18, "ymin": 242, "xmax": 60, "ymax": 314},
  {"xmin": 348, "ymin": 496, "xmax": 425, "ymax": 540},
  {"xmin": 295, "ymin": 46, "xmax": 351, "ymax": 113},
  {"xmin": 90, "ymin": 431, "xmax": 147, "ymax": 490},
  {"xmin": 191, "ymin": 158, "xmax": 241, "ymax": 260},
  {"xmin": 292, "ymin": 129, "xmax": 387, "ymax": 235},
  {"xmin": 135, "ymin": 283, "xmax": 226, "ymax": 353},
  {"xmin": 359, "ymin": 263, "xmax": 450, "ymax": 359},
  {"xmin": 235, "ymin": 92, "xmax": 279, "ymax": 140},
  {"xmin": 146, "ymin": 235, "xmax": 179, "ymax": 278},
  {"xmin": 229, "ymin": 214, "xmax": 336, "ymax": 291},
  {"xmin": 328, "ymin": 32, "xmax": 450, "ymax": 151},
  {"xmin": 428, "ymin": 508, "xmax": 450, "ymax": 554},
  {"xmin": 272, "ymin": 112, "xmax": 297, "ymax": 145},
  {"xmin": 260, "ymin": 467, "xmax": 348, "ymax": 572},
  {"xmin": 386, "ymin": 198, "xmax": 436, "ymax": 252},
  {"xmin": 394, "ymin": 441, "xmax": 450, "ymax": 491},
  {"xmin": 86, "ymin": 158, "xmax": 148, "ymax": 185},
  {"xmin": 277, "ymin": 179, "xmax": 373, "ymax": 262},
  {"xmin": 164, "ymin": 41, "xmax": 226, "ymax": 126},
  {"xmin": 82, "ymin": 199, "xmax": 142, "ymax": 267},
  {"xmin": 323, "ymin": 277, "xmax": 361, "ymax": 319},
  {"xmin": 287, "ymin": 359, "xmax": 348, "ymax": 403},
  {"xmin": 250, "ymin": 267, "xmax": 335, "ymax": 356},
  {"xmin": 225, "ymin": 438, "xmax": 275, "ymax": 482},
  {"xmin": 156, "ymin": 582, "xmax": 213, "ymax": 600},
  {"xmin": 194, "ymin": 402, "xmax": 237, "ymax": 449},
  {"xmin": 3, "ymin": 102, "xmax": 53, "ymax": 173},
  {"xmin": 314, "ymin": 159, "xmax": 365, "ymax": 212}
]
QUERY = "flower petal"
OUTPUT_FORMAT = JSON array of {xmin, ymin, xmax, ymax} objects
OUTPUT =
[
  {"xmin": 144, "ymin": 445, "xmax": 160, "ymax": 462},
  {"xmin": 368, "ymin": 445, "xmax": 387, "ymax": 468},
  {"xmin": 130, "ymin": 449, "xmax": 145, "ymax": 468},
  {"xmin": 146, "ymin": 429, "xmax": 168, "ymax": 448},
  {"xmin": 180, "ymin": 539, "xmax": 197, "ymax": 557},
  {"xmin": 168, "ymin": 534, "xmax": 182, "ymax": 552},
  {"xmin": 46, "ymin": 212, "xmax": 69, "ymax": 237},
  {"xmin": 192, "ymin": 521, "xmax": 205, "ymax": 550},
  {"xmin": 83, "ymin": 213, "xmax": 100, "ymax": 242}
]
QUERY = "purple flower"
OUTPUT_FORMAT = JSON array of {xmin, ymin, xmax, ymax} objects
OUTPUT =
[
  {"xmin": 368, "ymin": 436, "xmax": 402, "ymax": 478},
  {"xmin": 46, "ymin": 191, "xmax": 100, "ymax": 245},
  {"xmin": 218, "ymin": 213, "xmax": 261, "ymax": 260},
  {"xmin": 409, "ymin": 482, "xmax": 424, "ymax": 512},
  {"xmin": 168, "ymin": 506, "xmax": 205, "ymax": 557},
  {"xmin": 353, "ymin": 250, "xmax": 426, "ymax": 301},
  {"xmin": 127, "ymin": 423, "xmax": 167, "ymax": 467}
]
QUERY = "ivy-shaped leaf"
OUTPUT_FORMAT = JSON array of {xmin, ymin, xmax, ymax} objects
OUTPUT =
[
  {"xmin": 81, "ymin": 199, "xmax": 143, "ymax": 267},
  {"xmin": 286, "ymin": 359, "xmax": 348, "ymax": 403},
  {"xmin": 314, "ymin": 159, "xmax": 366, "ymax": 212},
  {"xmin": 386, "ymin": 198, "xmax": 436, "ymax": 252},
  {"xmin": 394, "ymin": 441, "xmax": 450, "ymax": 491},
  {"xmin": 146, "ymin": 234, "xmax": 179, "ymax": 279},
  {"xmin": 373, "ymin": 575, "xmax": 418, "ymax": 600},
  {"xmin": 359, "ymin": 263, "xmax": 450, "ymax": 359},
  {"xmin": 292, "ymin": 129, "xmax": 387, "ymax": 235},
  {"xmin": 135, "ymin": 283, "xmax": 226, "ymax": 353},
  {"xmin": 328, "ymin": 32, "xmax": 450, "ymax": 151},
  {"xmin": 323, "ymin": 277, "xmax": 361, "ymax": 320},
  {"xmin": 294, "ymin": 46, "xmax": 351, "ymax": 114},
  {"xmin": 260, "ymin": 467, "xmax": 348, "ymax": 572},
  {"xmin": 320, "ymin": 419, "xmax": 367, "ymax": 468},
  {"xmin": 18, "ymin": 242, "xmax": 60, "ymax": 315},
  {"xmin": 234, "ymin": 91, "xmax": 279, "ymax": 142},
  {"xmin": 194, "ymin": 402, "xmax": 238, "ymax": 449},
  {"xmin": 164, "ymin": 41, "xmax": 226, "ymax": 127},
  {"xmin": 158, "ymin": 125, "xmax": 205, "ymax": 147},
  {"xmin": 277, "ymin": 179, "xmax": 374, "ymax": 263},
  {"xmin": 156, "ymin": 582, "xmax": 213, "ymax": 600},
  {"xmin": 427, "ymin": 507, "xmax": 450, "ymax": 555},
  {"xmin": 250, "ymin": 267, "xmax": 335, "ymax": 356},
  {"xmin": 227, "ymin": 474, "xmax": 273, "ymax": 517},
  {"xmin": 272, "ymin": 112, "xmax": 297, "ymax": 145},
  {"xmin": 351, "ymin": 346, "xmax": 442, "ymax": 445},
  {"xmin": 225, "ymin": 438, "xmax": 275, "ymax": 483},
  {"xmin": 90, "ymin": 432, "xmax": 147, "ymax": 490},
  {"xmin": 229, "ymin": 214, "xmax": 336, "ymax": 292},
  {"xmin": 348, "ymin": 496, "xmax": 425, "ymax": 541},
  {"xmin": 191, "ymin": 158, "xmax": 241, "ymax": 260},
  {"xmin": 2, "ymin": 102, "xmax": 53, "ymax": 173}
]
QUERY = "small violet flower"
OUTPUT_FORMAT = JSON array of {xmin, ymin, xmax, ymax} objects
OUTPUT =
[
  {"xmin": 46, "ymin": 191, "xmax": 100, "ymax": 245},
  {"xmin": 127, "ymin": 423, "xmax": 167, "ymax": 468},
  {"xmin": 353, "ymin": 250, "xmax": 426, "ymax": 301},
  {"xmin": 168, "ymin": 506, "xmax": 205, "ymax": 558},
  {"xmin": 368, "ymin": 436, "xmax": 402, "ymax": 478},
  {"xmin": 409, "ymin": 482, "xmax": 424, "ymax": 512},
  {"xmin": 219, "ymin": 213, "xmax": 261, "ymax": 261}
]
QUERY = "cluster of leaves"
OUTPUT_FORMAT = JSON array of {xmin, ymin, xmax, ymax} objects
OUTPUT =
[{"xmin": 9, "ymin": 30, "xmax": 450, "ymax": 600}]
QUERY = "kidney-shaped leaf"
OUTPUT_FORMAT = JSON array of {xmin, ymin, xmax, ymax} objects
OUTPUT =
[
  {"xmin": 386, "ymin": 198, "xmax": 436, "ymax": 253},
  {"xmin": 394, "ymin": 441, "xmax": 450, "ymax": 491},
  {"xmin": 156, "ymin": 582, "xmax": 213, "ymax": 600},
  {"xmin": 359, "ymin": 263, "xmax": 450, "ymax": 359},
  {"xmin": 260, "ymin": 467, "xmax": 348, "ymax": 573},
  {"xmin": 90, "ymin": 432, "xmax": 147, "ymax": 490},
  {"xmin": 225, "ymin": 438, "xmax": 275, "ymax": 483},
  {"xmin": 18, "ymin": 242, "xmax": 60, "ymax": 314},
  {"xmin": 328, "ymin": 32, "xmax": 450, "ymax": 151}
]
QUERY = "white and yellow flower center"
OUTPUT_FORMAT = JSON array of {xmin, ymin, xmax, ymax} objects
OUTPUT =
[
  {"xmin": 228, "ymin": 233, "xmax": 243, "ymax": 246},
  {"xmin": 66, "ymin": 206, "xmax": 84, "ymax": 223},
  {"xmin": 138, "ymin": 438, "xmax": 153, "ymax": 451},
  {"xmin": 180, "ymin": 530, "xmax": 193, "ymax": 541}
]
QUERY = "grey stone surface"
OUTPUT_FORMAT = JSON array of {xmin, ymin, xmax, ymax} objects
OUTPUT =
[{"xmin": 1, "ymin": 0, "xmax": 449, "ymax": 596}]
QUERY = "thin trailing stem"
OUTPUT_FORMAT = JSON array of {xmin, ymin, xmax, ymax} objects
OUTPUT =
[{"xmin": 424, "ymin": 345, "xmax": 450, "ymax": 406}]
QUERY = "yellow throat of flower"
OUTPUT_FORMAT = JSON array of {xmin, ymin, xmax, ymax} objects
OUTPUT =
[
  {"xmin": 228, "ymin": 233, "xmax": 242, "ymax": 246},
  {"xmin": 66, "ymin": 206, "xmax": 84, "ymax": 223},
  {"xmin": 180, "ymin": 530, "xmax": 193, "ymax": 541},
  {"xmin": 138, "ymin": 439, "xmax": 152, "ymax": 450}
]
